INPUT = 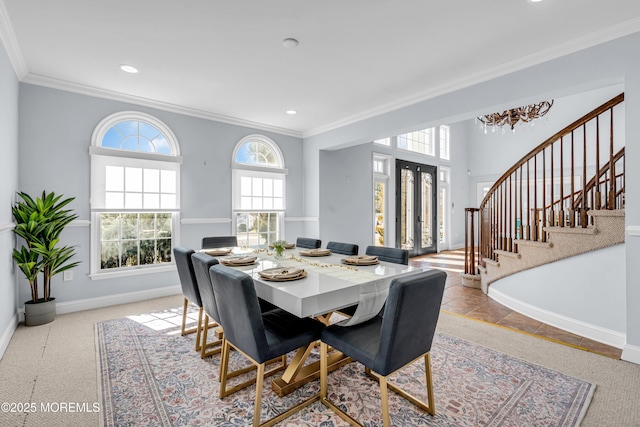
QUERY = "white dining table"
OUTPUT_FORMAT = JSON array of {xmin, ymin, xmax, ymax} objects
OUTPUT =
[
  {"xmin": 217, "ymin": 246, "xmax": 420, "ymax": 319},
  {"xmin": 206, "ymin": 245, "xmax": 422, "ymax": 396}
]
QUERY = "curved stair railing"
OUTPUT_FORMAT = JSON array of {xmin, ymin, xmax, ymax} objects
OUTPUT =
[{"xmin": 464, "ymin": 93, "xmax": 625, "ymax": 277}]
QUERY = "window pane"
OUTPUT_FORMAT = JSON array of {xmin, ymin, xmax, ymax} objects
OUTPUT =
[
  {"xmin": 101, "ymin": 241, "xmax": 120, "ymax": 269},
  {"xmin": 139, "ymin": 122, "xmax": 161, "ymax": 140},
  {"xmin": 252, "ymin": 197, "xmax": 263, "ymax": 210},
  {"xmin": 101, "ymin": 119, "xmax": 173, "ymax": 155},
  {"xmin": 140, "ymin": 214, "xmax": 155, "ymax": 239},
  {"xmin": 161, "ymin": 170, "xmax": 176, "ymax": 193},
  {"xmin": 122, "ymin": 135, "xmax": 139, "ymax": 151},
  {"xmin": 105, "ymin": 192, "xmax": 124, "ymax": 209},
  {"xmin": 157, "ymin": 214, "xmax": 172, "ymax": 238},
  {"xmin": 160, "ymin": 194, "xmax": 176, "ymax": 209},
  {"xmin": 263, "ymin": 178, "xmax": 273, "ymax": 197},
  {"xmin": 241, "ymin": 176, "xmax": 252, "ymax": 196},
  {"xmin": 241, "ymin": 196, "xmax": 252, "ymax": 210},
  {"xmin": 125, "ymin": 193, "xmax": 143, "ymax": 209},
  {"xmin": 105, "ymin": 166, "xmax": 124, "ymax": 191},
  {"xmin": 263, "ymin": 198, "xmax": 273, "ymax": 209},
  {"xmin": 100, "ymin": 213, "xmax": 120, "ymax": 240},
  {"xmin": 153, "ymin": 136, "xmax": 171, "ymax": 155},
  {"xmin": 273, "ymin": 198, "xmax": 283, "ymax": 210},
  {"xmin": 121, "ymin": 241, "xmax": 139, "ymax": 267},
  {"xmin": 273, "ymin": 179, "xmax": 283, "ymax": 198},
  {"xmin": 121, "ymin": 214, "xmax": 139, "ymax": 240},
  {"xmin": 374, "ymin": 182, "xmax": 385, "ymax": 247},
  {"xmin": 157, "ymin": 238, "xmax": 172, "ymax": 262},
  {"xmin": 125, "ymin": 167, "xmax": 143, "ymax": 192},
  {"xmin": 252, "ymin": 177, "xmax": 263, "ymax": 196},
  {"xmin": 144, "ymin": 193, "xmax": 160, "ymax": 209},
  {"xmin": 144, "ymin": 169, "xmax": 160, "ymax": 193},
  {"xmin": 102, "ymin": 128, "xmax": 122, "ymax": 149},
  {"xmin": 140, "ymin": 239, "xmax": 156, "ymax": 265}
]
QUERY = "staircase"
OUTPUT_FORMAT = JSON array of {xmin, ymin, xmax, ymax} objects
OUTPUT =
[{"xmin": 464, "ymin": 93, "xmax": 625, "ymax": 292}]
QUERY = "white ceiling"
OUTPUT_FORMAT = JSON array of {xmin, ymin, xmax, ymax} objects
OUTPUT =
[{"xmin": 2, "ymin": 0, "xmax": 640, "ymax": 137}]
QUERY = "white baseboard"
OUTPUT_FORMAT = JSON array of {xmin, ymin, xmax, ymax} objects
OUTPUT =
[
  {"xmin": 17, "ymin": 286, "xmax": 182, "ymax": 322},
  {"xmin": 0, "ymin": 313, "xmax": 18, "ymax": 360},
  {"xmin": 489, "ymin": 288, "xmax": 626, "ymax": 349},
  {"xmin": 622, "ymin": 344, "xmax": 640, "ymax": 364}
]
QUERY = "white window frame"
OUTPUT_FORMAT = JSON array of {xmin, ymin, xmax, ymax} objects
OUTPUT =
[
  {"xmin": 439, "ymin": 125, "xmax": 450, "ymax": 160},
  {"xmin": 397, "ymin": 127, "xmax": 435, "ymax": 156},
  {"xmin": 439, "ymin": 166, "xmax": 451, "ymax": 249},
  {"xmin": 89, "ymin": 112, "xmax": 182, "ymax": 279},
  {"xmin": 232, "ymin": 135, "xmax": 287, "ymax": 246},
  {"xmin": 372, "ymin": 153, "xmax": 391, "ymax": 247}
]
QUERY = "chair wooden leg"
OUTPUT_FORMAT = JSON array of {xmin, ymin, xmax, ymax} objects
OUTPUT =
[
  {"xmin": 253, "ymin": 363, "xmax": 265, "ymax": 427},
  {"xmin": 424, "ymin": 353, "xmax": 435, "ymax": 415},
  {"xmin": 219, "ymin": 339, "xmax": 231, "ymax": 398},
  {"xmin": 380, "ymin": 375, "xmax": 391, "ymax": 427},
  {"xmin": 200, "ymin": 315, "xmax": 223, "ymax": 359},
  {"xmin": 194, "ymin": 307, "xmax": 203, "ymax": 351}
]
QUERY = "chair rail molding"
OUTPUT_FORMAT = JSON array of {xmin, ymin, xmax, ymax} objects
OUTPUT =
[
  {"xmin": 0, "ymin": 222, "xmax": 15, "ymax": 234},
  {"xmin": 285, "ymin": 217, "xmax": 319, "ymax": 222},
  {"xmin": 626, "ymin": 225, "xmax": 640, "ymax": 237}
]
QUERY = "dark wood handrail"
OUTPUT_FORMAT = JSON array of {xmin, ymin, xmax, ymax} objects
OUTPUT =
[
  {"xmin": 467, "ymin": 93, "xmax": 625, "ymax": 276},
  {"xmin": 479, "ymin": 93, "xmax": 624, "ymax": 210}
]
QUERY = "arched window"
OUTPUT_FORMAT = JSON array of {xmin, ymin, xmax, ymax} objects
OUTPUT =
[
  {"xmin": 232, "ymin": 135, "xmax": 286, "ymax": 246},
  {"xmin": 90, "ymin": 112, "xmax": 181, "ymax": 278}
]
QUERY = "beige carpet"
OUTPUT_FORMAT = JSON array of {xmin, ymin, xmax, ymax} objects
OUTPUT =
[{"xmin": 1, "ymin": 294, "xmax": 639, "ymax": 426}]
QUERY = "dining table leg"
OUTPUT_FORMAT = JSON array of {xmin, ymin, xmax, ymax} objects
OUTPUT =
[{"xmin": 272, "ymin": 342, "xmax": 352, "ymax": 397}]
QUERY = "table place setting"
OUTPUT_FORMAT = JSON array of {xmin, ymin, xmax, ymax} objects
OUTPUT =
[
  {"xmin": 199, "ymin": 247, "xmax": 233, "ymax": 256},
  {"xmin": 258, "ymin": 267, "xmax": 307, "ymax": 281},
  {"xmin": 219, "ymin": 255, "xmax": 258, "ymax": 266},
  {"xmin": 341, "ymin": 255, "xmax": 379, "ymax": 266},
  {"xmin": 298, "ymin": 248, "xmax": 332, "ymax": 257}
]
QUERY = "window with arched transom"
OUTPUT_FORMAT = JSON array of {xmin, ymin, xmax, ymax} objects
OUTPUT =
[
  {"xmin": 89, "ymin": 111, "xmax": 181, "ymax": 278},
  {"xmin": 232, "ymin": 135, "xmax": 286, "ymax": 246}
]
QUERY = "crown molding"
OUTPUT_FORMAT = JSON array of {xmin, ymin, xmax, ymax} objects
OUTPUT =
[
  {"xmin": 20, "ymin": 73, "xmax": 303, "ymax": 139},
  {"xmin": 0, "ymin": 0, "xmax": 27, "ymax": 78},
  {"xmin": 303, "ymin": 18, "xmax": 640, "ymax": 138}
]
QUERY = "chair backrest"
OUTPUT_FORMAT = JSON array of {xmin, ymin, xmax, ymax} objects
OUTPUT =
[
  {"xmin": 209, "ymin": 264, "xmax": 269, "ymax": 362},
  {"xmin": 374, "ymin": 270, "xmax": 446, "ymax": 375},
  {"xmin": 365, "ymin": 245, "xmax": 409, "ymax": 265},
  {"xmin": 201, "ymin": 236, "xmax": 238, "ymax": 249},
  {"xmin": 173, "ymin": 246, "xmax": 202, "ymax": 307},
  {"xmin": 326, "ymin": 241, "xmax": 359, "ymax": 256},
  {"xmin": 191, "ymin": 253, "xmax": 220, "ymax": 322},
  {"xmin": 296, "ymin": 237, "xmax": 321, "ymax": 249}
]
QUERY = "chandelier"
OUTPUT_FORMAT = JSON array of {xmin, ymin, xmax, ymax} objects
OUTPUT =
[{"xmin": 477, "ymin": 100, "xmax": 553, "ymax": 133}]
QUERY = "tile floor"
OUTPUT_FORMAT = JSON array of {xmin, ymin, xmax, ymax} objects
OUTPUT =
[{"xmin": 410, "ymin": 249, "xmax": 622, "ymax": 359}]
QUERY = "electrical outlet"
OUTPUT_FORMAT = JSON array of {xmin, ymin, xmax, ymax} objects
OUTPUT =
[{"xmin": 63, "ymin": 270, "xmax": 73, "ymax": 281}]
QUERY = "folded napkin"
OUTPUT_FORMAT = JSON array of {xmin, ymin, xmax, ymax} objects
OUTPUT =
[
  {"xmin": 220, "ymin": 256, "xmax": 257, "ymax": 265},
  {"xmin": 202, "ymin": 248, "xmax": 232, "ymax": 256},
  {"xmin": 299, "ymin": 248, "xmax": 331, "ymax": 256},
  {"xmin": 343, "ymin": 255, "xmax": 379, "ymax": 264},
  {"xmin": 259, "ymin": 267, "xmax": 304, "ymax": 280}
]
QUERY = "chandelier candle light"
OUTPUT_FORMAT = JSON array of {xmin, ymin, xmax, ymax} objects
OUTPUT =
[{"xmin": 477, "ymin": 100, "xmax": 553, "ymax": 134}]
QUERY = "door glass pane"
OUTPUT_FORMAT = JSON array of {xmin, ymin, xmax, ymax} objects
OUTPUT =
[
  {"xmin": 401, "ymin": 168, "xmax": 414, "ymax": 250},
  {"xmin": 421, "ymin": 172, "xmax": 433, "ymax": 248}
]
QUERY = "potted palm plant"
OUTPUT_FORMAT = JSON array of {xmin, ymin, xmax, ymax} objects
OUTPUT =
[{"xmin": 11, "ymin": 191, "xmax": 80, "ymax": 326}]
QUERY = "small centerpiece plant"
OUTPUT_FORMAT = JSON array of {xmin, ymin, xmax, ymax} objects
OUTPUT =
[{"xmin": 272, "ymin": 239, "xmax": 288, "ymax": 258}]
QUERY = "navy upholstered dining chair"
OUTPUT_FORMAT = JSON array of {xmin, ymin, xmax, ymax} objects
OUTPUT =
[
  {"xmin": 296, "ymin": 236, "xmax": 322, "ymax": 249},
  {"xmin": 209, "ymin": 264, "xmax": 325, "ymax": 427},
  {"xmin": 173, "ymin": 246, "xmax": 206, "ymax": 352},
  {"xmin": 320, "ymin": 269, "xmax": 447, "ymax": 427},
  {"xmin": 190, "ymin": 252, "xmax": 224, "ymax": 358},
  {"xmin": 365, "ymin": 245, "xmax": 409, "ymax": 265},
  {"xmin": 326, "ymin": 241, "xmax": 359, "ymax": 256},
  {"xmin": 201, "ymin": 235, "xmax": 238, "ymax": 249}
]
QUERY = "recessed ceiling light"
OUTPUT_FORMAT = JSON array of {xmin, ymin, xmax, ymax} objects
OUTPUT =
[
  {"xmin": 283, "ymin": 38, "xmax": 299, "ymax": 48},
  {"xmin": 120, "ymin": 64, "xmax": 139, "ymax": 74},
  {"xmin": 286, "ymin": 109, "xmax": 297, "ymax": 115},
  {"xmin": 528, "ymin": 0, "xmax": 544, "ymax": 2}
]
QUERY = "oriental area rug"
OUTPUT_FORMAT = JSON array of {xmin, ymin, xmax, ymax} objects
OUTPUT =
[{"xmin": 96, "ymin": 307, "xmax": 594, "ymax": 426}]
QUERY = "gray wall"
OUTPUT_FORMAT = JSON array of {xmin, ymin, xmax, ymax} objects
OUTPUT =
[
  {"xmin": 303, "ymin": 32, "xmax": 640, "ymax": 361},
  {"xmin": 0, "ymin": 41, "xmax": 19, "ymax": 356},
  {"xmin": 16, "ymin": 84, "xmax": 304, "ymax": 308}
]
